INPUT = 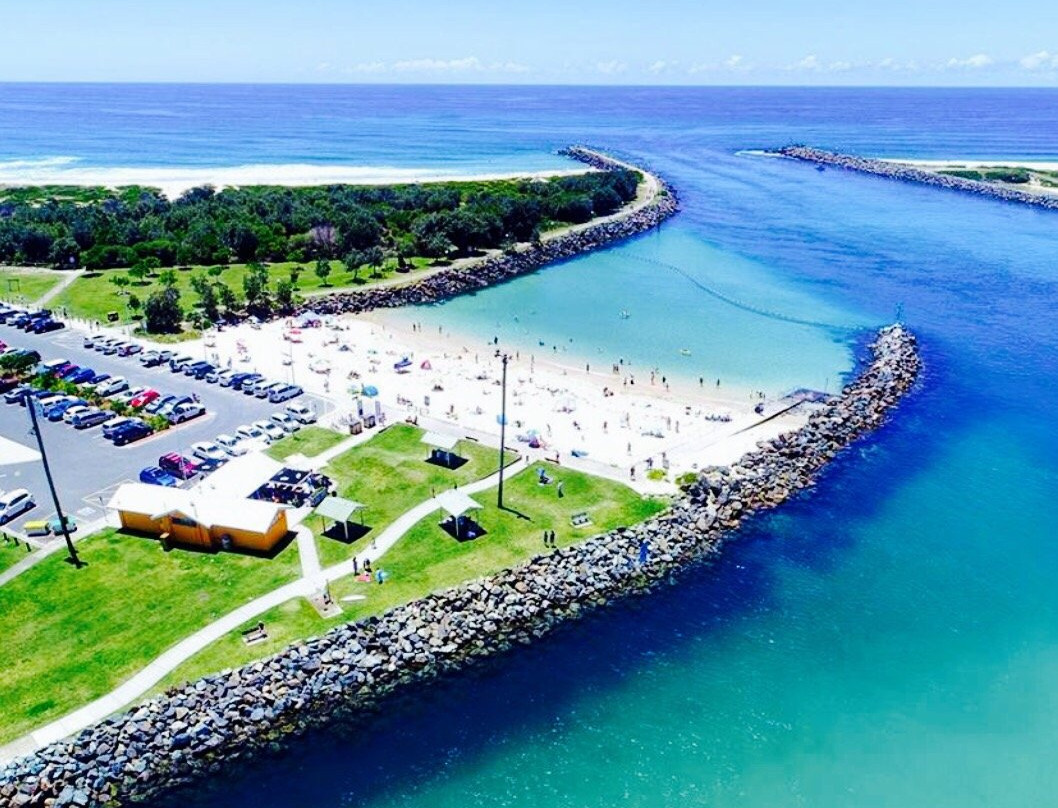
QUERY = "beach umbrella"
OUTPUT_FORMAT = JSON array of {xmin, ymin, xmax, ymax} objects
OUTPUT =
[
  {"xmin": 362, "ymin": 385, "xmax": 379, "ymax": 397},
  {"xmin": 421, "ymin": 359, "xmax": 432, "ymax": 370}
]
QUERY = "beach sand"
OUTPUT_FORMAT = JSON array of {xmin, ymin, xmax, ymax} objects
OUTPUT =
[
  {"xmin": 0, "ymin": 164, "xmax": 593, "ymax": 201},
  {"xmin": 188, "ymin": 315, "xmax": 817, "ymax": 494}
]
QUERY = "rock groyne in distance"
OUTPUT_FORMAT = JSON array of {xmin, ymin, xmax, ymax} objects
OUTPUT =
[
  {"xmin": 0, "ymin": 324, "xmax": 921, "ymax": 808},
  {"xmin": 295, "ymin": 146, "xmax": 680, "ymax": 318},
  {"xmin": 775, "ymin": 145, "xmax": 1058, "ymax": 210}
]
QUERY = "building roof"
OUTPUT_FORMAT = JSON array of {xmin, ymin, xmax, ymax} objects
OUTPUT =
[
  {"xmin": 314, "ymin": 496, "xmax": 364, "ymax": 523},
  {"xmin": 191, "ymin": 451, "xmax": 283, "ymax": 500},
  {"xmin": 434, "ymin": 489, "xmax": 481, "ymax": 518},
  {"xmin": 107, "ymin": 482, "xmax": 285, "ymax": 534},
  {"xmin": 421, "ymin": 430, "xmax": 459, "ymax": 451}
]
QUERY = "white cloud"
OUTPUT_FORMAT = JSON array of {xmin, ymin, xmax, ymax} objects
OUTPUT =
[
  {"xmin": 724, "ymin": 54, "xmax": 744, "ymax": 69},
  {"xmin": 1020, "ymin": 50, "xmax": 1058, "ymax": 70},
  {"xmin": 393, "ymin": 57, "xmax": 483, "ymax": 72},
  {"xmin": 688, "ymin": 55, "xmax": 750, "ymax": 74},
  {"xmin": 648, "ymin": 60, "xmax": 671, "ymax": 74},
  {"xmin": 827, "ymin": 60, "xmax": 853, "ymax": 72},
  {"xmin": 790, "ymin": 54, "xmax": 821, "ymax": 71},
  {"xmin": 315, "ymin": 61, "xmax": 333, "ymax": 73},
  {"xmin": 596, "ymin": 60, "xmax": 627, "ymax": 75},
  {"xmin": 347, "ymin": 61, "xmax": 386, "ymax": 74},
  {"xmin": 946, "ymin": 53, "xmax": 993, "ymax": 69}
]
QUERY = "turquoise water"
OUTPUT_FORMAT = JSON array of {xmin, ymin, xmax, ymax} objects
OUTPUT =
[
  {"xmin": 404, "ymin": 226, "xmax": 867, "ymax": 396},
  {"xmin": 5, "ymin": 86, "xmax": 1058, "ymax": 806}
]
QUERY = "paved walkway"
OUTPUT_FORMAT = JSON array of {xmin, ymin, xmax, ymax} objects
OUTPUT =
[
  {"xmin": 35, "ymin": 270, "xmax": 84, "ymax": 306},
  {"xmin": 0, "ymin": 461, "xmax": 527, "ymax": 763},
  {"xmin": 0, "ymin": 516, "xmax": 108, "ymax": 587}
]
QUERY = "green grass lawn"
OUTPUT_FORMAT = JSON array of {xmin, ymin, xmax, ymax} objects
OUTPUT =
[
  {"xmin": 158, "ymin": 463, "xmax": 665, "ymax": 690},
  {"xmin": 313, "ymin": 423, "xmax": 516, "ymax": 568},
  {"xmin": 52, "ymin": 258, "xmax": 437, "ymax": 326},
  {"xmin": 0, "ymin": 537, "xmax": 34, "ymax": 573},
  {"xmin": 266, "ymin": 426, "xmax": 347, "ymax": 461},
  {"xmin": 0, "ymin": 528, "xmax": 301, "ymax": 745},
  {"xmin": 0, "ymin": 268, "xmax": 64, "ymax": 304}
]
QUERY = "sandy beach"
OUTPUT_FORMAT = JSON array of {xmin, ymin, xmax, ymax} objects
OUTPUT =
[
  {"xmin": 0, "ymin": 162, "xmax": 592, "ymax": 200},
  {"xmin": 181, "ymin": 314, "xmax": 816, "ymax": 493}
]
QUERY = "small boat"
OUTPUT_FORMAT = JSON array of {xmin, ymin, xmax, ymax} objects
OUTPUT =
[
  {"xmin": 816, "ymin": 165, "xmax": 826, "ymax": 172},
  {"xmin": 679, "ymin": 348, "xmax": 691, "ymax": 356},
  {"xmin": 619, "ymin": 310, "xmax": 630, "ymax": 319}
]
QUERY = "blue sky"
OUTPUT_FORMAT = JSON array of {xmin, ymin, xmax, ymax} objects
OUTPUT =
[{"xmin": 2, "ymin": 0, "xmax": 1057, "ymax": 85}]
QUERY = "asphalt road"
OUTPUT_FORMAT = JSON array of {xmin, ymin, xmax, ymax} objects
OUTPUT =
[{"xmin": 0, "ymin": 323, "xmax": 333, "ymax": 531}]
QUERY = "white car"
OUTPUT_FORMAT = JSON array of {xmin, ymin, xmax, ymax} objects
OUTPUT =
[
  {"xmin": 0, "ymin": 488, "xmax": 35, "ymax": 524},
  {"xmin": 236, "ymin": 423, "xmax": 269, "ymax": 444},
  {"xmin": 269, "ymin": 412, "xmax": 300, "ymax": 433},
  {"xmin": 96, "ymin": 376, "xmax": 128, "ymax": 396},
  {"xmin": 191, "ymin": 441, "xmax": 228, "ymax": 464},
  {"xmin": 111, "ymin": 386, "xmax": 146, "ymax": 404},
  {"xmin": 62, "ymin": 405, "xmax": 91, "ymax": 424},
  {"xmin": 284, "ymin": 402, "xmax": 317, "ymax": 424},
  {"xmin": 215, "ymin": 433, "xmax": 248, "ymax": 457},
  {"xmin": 253, "ymin": 419, "xmax": 286, "ymax": 442},
  {"xmin": 169, "ymin": 402, "xmax": 205, "ymax": 424}
]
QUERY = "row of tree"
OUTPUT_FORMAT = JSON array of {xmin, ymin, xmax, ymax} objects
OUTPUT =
[{"xmin": 0, "ymin": 169, "xmax": 640, "ymax": 269}]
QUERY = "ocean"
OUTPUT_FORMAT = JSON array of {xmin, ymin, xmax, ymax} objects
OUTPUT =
[{"xmin": 3, "ymin": 84, "xmax": 1057, "ymax": 806}]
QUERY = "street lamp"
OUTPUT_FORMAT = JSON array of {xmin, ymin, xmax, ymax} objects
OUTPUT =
[
  {"xmin": 26, "ymin": 399, "xmax": 82, "ymax": 568},
  {"xmin": 497, "ymin": 353, "xmax": 509, "ymax": 508}
]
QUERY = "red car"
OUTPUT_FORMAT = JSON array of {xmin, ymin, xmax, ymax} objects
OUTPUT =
[{"xmin": 129, "ymin": 389, "xmax": 160, "ymax": 408}]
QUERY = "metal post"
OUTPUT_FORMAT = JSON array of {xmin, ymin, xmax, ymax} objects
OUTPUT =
[
  {"xmin": 497, "ymin": 353, "xmax": 508, "ymax": 508},
  {"xmin": 27, "ymin": 400, "xmax": 82, "ymax": 568}
]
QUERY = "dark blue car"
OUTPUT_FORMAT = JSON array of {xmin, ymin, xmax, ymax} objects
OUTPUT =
[
  {"xmin": 67, "ymin": 367, "xmax": 96, "ymax": 384},
  {"xmin": 45, "ymin": 398, "xmax": 87, "ymax": 421},
  {"xmin": 111, "ymin": 421, "xmax": 152, "ymax": 446},
  {"xmin": 139, "ymin": 466, "xmax": 178, "ymax": 487}
]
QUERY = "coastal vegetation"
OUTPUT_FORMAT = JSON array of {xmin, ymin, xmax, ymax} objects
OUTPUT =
[{"xmin": 0, "ymin": 267, "xmax": 62, "ymax": 304}]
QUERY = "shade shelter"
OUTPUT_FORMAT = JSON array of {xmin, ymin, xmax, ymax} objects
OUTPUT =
[
  {"xmin": 434, "ymin": 489, "xmax": 484, "ymax": 541},
  {"xmin": 314, "ymin": 495, "xmax": 366, "ymax": 542},
  {"xmin": 422, "ymin": 431, "xmax": 466, "ymax": 470}
]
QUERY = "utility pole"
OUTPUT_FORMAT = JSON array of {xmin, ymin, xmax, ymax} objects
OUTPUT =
[
  {"xmin": 497, "ymin": 353, "xmax": 509, "ymax": 508},
  {"xmin": 27, "ymin": 399, "xmax": 83, "ymax": 568}
]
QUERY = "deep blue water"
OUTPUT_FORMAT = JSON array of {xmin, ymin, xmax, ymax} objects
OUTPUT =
[{"xmin": 4, "ymin": 85, "xmax": 1058, "ymax": 806}]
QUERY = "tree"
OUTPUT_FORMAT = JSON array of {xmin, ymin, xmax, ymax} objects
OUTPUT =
[
  {"xmin": 364, "ymin": 245, "xmax": 385, "ymax": 278},
  {"xmin": 344, "ymin": 250, "xmax": 364, "ymax": 284},
  {"xmin": 158, "ymin": 269, "xmax": 178, "ymax": 288},
  {"xmin": 128, "ymin": 262, "xmax": 150, "ymax": 284},
  {"xmin": 198, "ymin": 281, "xmax": 220, "ymax": 322},
  {"xmin": 275, "ymin": 279, "xmax": 295, "ymax": 312},
  {"xmin": 217, "ymin": 282, "xmax": 238, "ymax": 312},
  {"xmin": 109, "ymin": 274, "xmax": 131, "ymax": 294},
  {"xmin": 242, "ymin": 262, "xmax": 270, "ymax": 313},
  {"xmin": 207, "ymin": 265, "xmax": 224, "ymax": 279},
  {"xmin": 127, "ymin": 293, "xmax": 142, "ymax": 312},
  {"xmin": 314, "ymin": 258, "xmax": 332, "ymax": 286},
  {"xmin": 289, "ymin": 265, "xmax": 303, "ymax": 288},
  {"xmin": 143, "ymin": 287, "xmax": 183, "ymax": 334}
]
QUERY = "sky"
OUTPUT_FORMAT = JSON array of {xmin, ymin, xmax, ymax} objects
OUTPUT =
[{"xmin": 1, "ymin": 0, "xmax": 1057, "ymax": 85}]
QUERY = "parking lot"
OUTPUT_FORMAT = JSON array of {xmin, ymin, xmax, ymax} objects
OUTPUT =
[{"xmin": 0, "ymin": 323, "xmax": 333, "ymax": 532}]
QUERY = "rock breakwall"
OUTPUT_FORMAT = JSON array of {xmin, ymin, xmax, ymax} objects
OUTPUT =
[
  {"xmin": 0, "ymin": 324, "xmax": 920, "ymax": 807},
  {"xmin": 775, "ymin": 146, "xmax": 1058, "ymax": 210},
  {"xmin": 295, "ymin": 147, "xmax": 679, "ymax": 318}
]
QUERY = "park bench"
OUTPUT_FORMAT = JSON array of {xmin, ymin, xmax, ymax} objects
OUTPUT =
[
  {"xmin": 570, "ymin": 512, "xmax": 592, "ymax": 528},
  {"xmin": 241, "ymin": 622, "xmax": 268, "ymax": 645}
]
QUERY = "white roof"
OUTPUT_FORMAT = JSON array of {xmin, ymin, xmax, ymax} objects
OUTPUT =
[
  {"xmin": 314, "ymin": 496, "xmax": 365, "ymax": 522},
  {"xmin": 421, "ymin": 431, "xmax": 459, "ymax": 451},
  {"xmin": 434, "ymin": 489, "xmax": 481, "ymax": 518},
  {"xmin": 106, "ymin": 483, "xmax": 285, "ymax": 534},
  {"xmin": 191, "ymin": 451, "xmax": 283, "ymax": 499}
]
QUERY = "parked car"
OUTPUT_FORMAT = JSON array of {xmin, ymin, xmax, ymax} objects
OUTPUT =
[
  {"xmin": 168, "ymin": 401, "xmax": 205, "ymax": 424},
  {"xmin": 205, "ymin": 368, "xmax": 232, "ymax": 384},
  {"xmin": 37, "ymin": 357, "xmax": 69, "ymax": 375},
  {"xmin": 233, "ymin": 373, "xmax": 264, "ymax": 391},
  {"xmin": 118, "ymin": 343, "xmax": 142, "ymax": 356},
  {"xmin": 215, "ymin": 433, "xmax": 248, "ymax": 456},
  {"xmin": 112, "ymin": 386, "xmax": 147, "ymax": 405},
  {"xmin": 85, "ymin": 371, "xmax": 110, "ymax": 386},
  {"xmin": 95, "ymin": 376, "xmax": 128, "ymax": 396},
  {"xmin": 254, "ymin": 419, "xmax": 286, "ymax": 442},
  {"xmin": 82, "ymin": 335, "xmax": 96, "ymax": 349},
  {"xmin": 241, "ymin": 376, "xmax": 269, "ymax": 395},
  {"xmin": 61, "ymin": 404, "xmax": 91, "ymax": 424},
  {"xmin": 158, "ymin": 452, "xmax": 200, "ymax": 480},
  {"xmin": 139, "ymin": 465, "xmax": 179, "ymax": 487},
  {"xmin": 187, "ymin": 362, "xmax": 216, "ymax": 380},
  {"xmin": 101, "ymin": 341, "xmax": 123, "ymax": 355},
  {"xmin": 0, "ymin": 377, "xmax": 20, "ymax": 394},
  {"xmin": 3, "ymin": 384, "xmax": 31, "ymax": 404},
  {"xmin": 158, "ymin": 395, "xmax": 192, "ymax": 418},
  {"xmin": 70, "ymin": 407, "xmax": 111, "ymax": 429},
  {"xmin": 268, "ymin": 384, "xmax": 303, "ymax": 403},
  {"xmin": 111, "ymin": 421, "xmax": 153, "ymax": 446},
  {"xmin": 31, "ymin": 319, "xmax": 65, "ymax": 334},
  {"xmin": 236, "ymin": 423, "xmax": 268, "ymax": 444},
  {"xmin": 56, "ymin": 364, "xmax": 83, "ymax": 379},
  {"xmin": 129, "ymin": 389, "xmax": 160, "ymax": 408},
  {"xmin": 101, "ymin": 416, "xmax": 136, "ymax": 439},
  {"xmin": 157, "ymin": 350, "xmax": 177, "ymax": 364},
  {"xmin": 139, "ymin": 350, "xmax": 163, "ymax": 367},
  {"xmin": 93, "ymin": 337, "xmax": 117, "ymax": 352},
  {"xmin": 191, "ymin": 441, "xmax": 228, "ymax": 464},
  {"xmin": 0, "ymin": 488, "xmax": 35, "ymax": 523},
  {"xmin": 270, "ymin": 412, "xmax": 300, "ymax": 433},
  {"xmin": 221, "ymin": 371, "xmax": 251, "ymax": 388},
  {"xmin": 45, "ymin": 397, "xmax": 87, "ymax": 421},
  {"xmin": 168, "ymin": 355, "xmax": 193, "ymax": 372},
  {"xmin": 66, "ymin": 367, "xmax": 96, "ymax": 384},
  {"xmin": 284, "ymin": 402, "xmax": 317, "ymax": 424},
  {"xmin": 145, "ymin": 394, "xmax": 178, "ymax": 414}
]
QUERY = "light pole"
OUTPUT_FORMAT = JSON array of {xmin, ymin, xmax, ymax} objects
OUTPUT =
[
  {"xmin": 27, "ymin": 399, "xmax": 82, "ymax": 568},
  {"xmin": 497, "ymin": 353, "xmax": 508, "ymax": 508}
]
